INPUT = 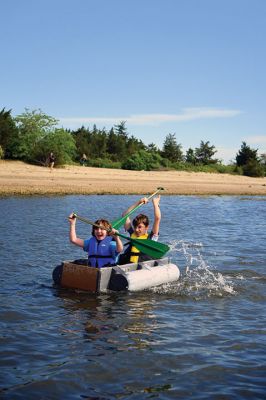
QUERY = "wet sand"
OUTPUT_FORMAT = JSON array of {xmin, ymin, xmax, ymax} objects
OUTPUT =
[{"xmin": 0, "ymin": 160, "xmax": 266, "ymax": 196}]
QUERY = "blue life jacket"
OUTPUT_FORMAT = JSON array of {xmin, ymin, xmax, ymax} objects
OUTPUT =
[{"xmin": 87, "ymin": 236, "xmax": 116, "ymax": 268}]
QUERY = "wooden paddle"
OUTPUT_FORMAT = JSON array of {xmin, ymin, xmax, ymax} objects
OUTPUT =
[
  {"xmin": 72, "ymin": 213, "xmax": 169, "ymax": 259},
  {"xmin": 111, "ymin": 187, "xmax": 164, "ymax": 230}
]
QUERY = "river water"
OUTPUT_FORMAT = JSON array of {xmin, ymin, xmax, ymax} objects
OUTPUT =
[{"xmin": 0, "ymin": 195, "xmax": 265, "ymax": 399}]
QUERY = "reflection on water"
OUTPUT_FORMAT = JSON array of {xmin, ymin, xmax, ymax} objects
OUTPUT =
[{"xmin": 54, "ymin": 289, "xmax": 162, "ymax": 351}]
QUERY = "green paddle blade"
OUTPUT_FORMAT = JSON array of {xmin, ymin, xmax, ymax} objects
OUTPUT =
[
  {"xmin": 116, "ymin": 232, "xmax": 170, "ymax": 259},
  {"xmin": 129, "ymin": 238, "xmax": 169, "ymax": 259},
  {"xmin": 111, "ymin": 187, "xmax": 164, "ymax": 230}
]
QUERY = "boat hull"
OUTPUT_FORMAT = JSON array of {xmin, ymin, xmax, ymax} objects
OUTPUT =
[{"xmin": 53, "ymin": 257, "xmax": 180, "ymax": 293}]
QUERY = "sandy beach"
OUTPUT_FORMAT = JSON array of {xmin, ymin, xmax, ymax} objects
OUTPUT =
[{"xmin": 0, "ymin": 160, "xmax": 266, "ymax": 196}]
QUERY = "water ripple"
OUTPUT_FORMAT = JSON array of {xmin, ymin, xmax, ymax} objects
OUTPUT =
[{"xmin": 1, "ymin": 195, "xmax": 266, "ymax": 399}]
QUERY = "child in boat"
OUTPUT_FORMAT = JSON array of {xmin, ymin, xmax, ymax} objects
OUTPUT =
[
  {"xmin": 68, "ymin": 213, "xmax": 123, "ymax": 268},
  {"xmin": 118, "ymin": 195, "xmax": 161, "ymax": 264}
]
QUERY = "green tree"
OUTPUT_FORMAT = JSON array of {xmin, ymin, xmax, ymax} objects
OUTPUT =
[
  {"xmin": 114, "ymin": 121, "xmax": 128, "ymax": 139},
  {"xmin": 185, "ymin": 147, "xmax": 196, "ymax": 164},
  {"xmin": 147, "ymin": 143, "xmax": 160, "ymax": 153},
  {"xmin": 162, "ymin": 133, "xmax": 183, "ymax": 162},
  {"xmin": 90, "ymin": 129, "xmax": 108, "ymax": 158},
  {"xmin": 122, "ymin": 150, "xmax": 162, "ymax": 171},
  {"xmin": 71, "ymin": 126, "xmax": 91, "ymax": 159},
  {"xmin": 0, "ymin": 108, "xmax": 18, "ymax": 158},
  {"xmin": 235, "ymin": 142, "xmax": 264, "ymax": 177},
  {"xmin": 11, "ymin": 108, "xmax": 59, "ymax": 161},
  {"xmin": 34, "ymin": 128, "xmax": 77, "ymax": 166},
  {"xmin": 195, "ymin": 141, "xmax": 218, "ymax": 165},
  {"xmin": 236, "ymin": 142, "xmax": 259, "ymax": 166},
  {"xmin": 106, "ymin": 127, "xmax": 118, "ymax": 160},
  {"xmin": 242, "ymin": 159, "xmax": 264, "ymax": 177},
  {"xmin": 107, "ymin": 123, "xmax": 127, "ymax": 161},
  {"xmin": 72, "ymin": 121, "xmax": 148, "ymax": 163},
  {"xmin": 126, "ymin": 135, "xmax": 145, "ymax": 156}
]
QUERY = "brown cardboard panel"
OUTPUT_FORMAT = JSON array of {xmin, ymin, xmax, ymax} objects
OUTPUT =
[{"xmin": 61, "ymin": 262, "xmax": 99, "ymax": 292}]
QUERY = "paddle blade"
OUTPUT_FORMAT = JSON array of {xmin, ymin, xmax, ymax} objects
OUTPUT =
[{"xmin": 128, "ymin": 237, "xmax": 170, "ymax": 259}]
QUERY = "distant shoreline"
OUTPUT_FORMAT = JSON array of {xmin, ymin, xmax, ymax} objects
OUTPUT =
[{"xmin": 0, "ymin": 160, "xmax": 266, "ymax": 196}]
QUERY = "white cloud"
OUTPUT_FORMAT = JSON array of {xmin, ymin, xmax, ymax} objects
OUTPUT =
[
  {"xmin": 244, "ymin": 135, "xmax": 266, "ymax": 144},
  {"xmin": 59, "ymin": 107, "xmax": 242, "ymax": 127},
  {"xmin": 216, "ymin": 146, "xmax": 238, "ymax": 164}
]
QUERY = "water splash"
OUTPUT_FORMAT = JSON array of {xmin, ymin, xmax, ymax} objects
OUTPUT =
[
  {"xmin": 169, "ymin": 239, "xmax": 204, "ymax": 274},
  {"xmin": 151, "ymin": 240, "xmax": 236, "ymax": 298}
]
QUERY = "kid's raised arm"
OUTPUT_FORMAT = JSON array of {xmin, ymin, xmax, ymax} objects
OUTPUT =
[
  {"xmin": 151, "ymin": 195, "xmax": 161, "ymax": 236},
  {"xmin": 122, "ymin": 197, "xmax": 148, "ymax": 231},
  {"xmin": 68, "ymin": 213, "xmax": 84, "ymax": 248}
]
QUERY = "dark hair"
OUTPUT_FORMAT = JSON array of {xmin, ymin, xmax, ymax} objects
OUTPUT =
[
  {"xmin": 132, "ymin": 214, "xmax": 149, "ymax": 228},
  {"xmin": 91, "ymin": 219, "xmax": 111, "ymax": 236}
]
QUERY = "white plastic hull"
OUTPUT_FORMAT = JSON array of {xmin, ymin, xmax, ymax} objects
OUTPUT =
[
  {"xmin": 53, "ymin": 257, "xmax": 180, "ymax": 293},
  {"xmin": 121, "ymin": 263, "xmax": 180, "ymax": 291}
]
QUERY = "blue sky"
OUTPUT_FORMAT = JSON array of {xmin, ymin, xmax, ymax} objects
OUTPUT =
[{"xmin": 1, "ymin": 0, "xmax": 266, "ymax": 163}]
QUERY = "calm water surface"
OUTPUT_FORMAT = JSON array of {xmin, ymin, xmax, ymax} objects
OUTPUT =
[{"xmin": 0, "ymin": 195, "xmax": 265, "ymax": 399}]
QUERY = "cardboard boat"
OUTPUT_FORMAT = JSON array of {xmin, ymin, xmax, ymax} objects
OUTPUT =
[{"xmin": 52, "ymin": 257, "xmax": 180, "ymax": 293}]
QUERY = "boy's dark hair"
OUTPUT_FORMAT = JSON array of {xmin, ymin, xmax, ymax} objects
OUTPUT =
[
  {"xmin": 91, "ymin": 219, "xmax": 111, "ymax": 236},
  {"xmin": 132, "ymin": 214, "xmax": 149, "ymax": 228}
]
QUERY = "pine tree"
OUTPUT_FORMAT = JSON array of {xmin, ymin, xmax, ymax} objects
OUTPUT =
[
  {"xmin": 0, "ymin": 108, "xmax": 18, "ymax": 157},
  {"xmin": 162, "ymin": 133, "xmax": 183, "ymax": 162},
  {"xmin": 195, "ymin": 141, "xmax": 218, "ymax": 165},
  {"xmin": 236, "ymin": 142, "xmax": 258, "ymax": 166}
]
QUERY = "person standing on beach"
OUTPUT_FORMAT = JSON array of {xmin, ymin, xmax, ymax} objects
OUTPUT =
[
  {"xmin": 48, "ymin": 152, "xmax": 55, "ymax": 171},
  {"xmin": 80, "ymin": 153, "xmax": 87, "ymax": 166}
]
